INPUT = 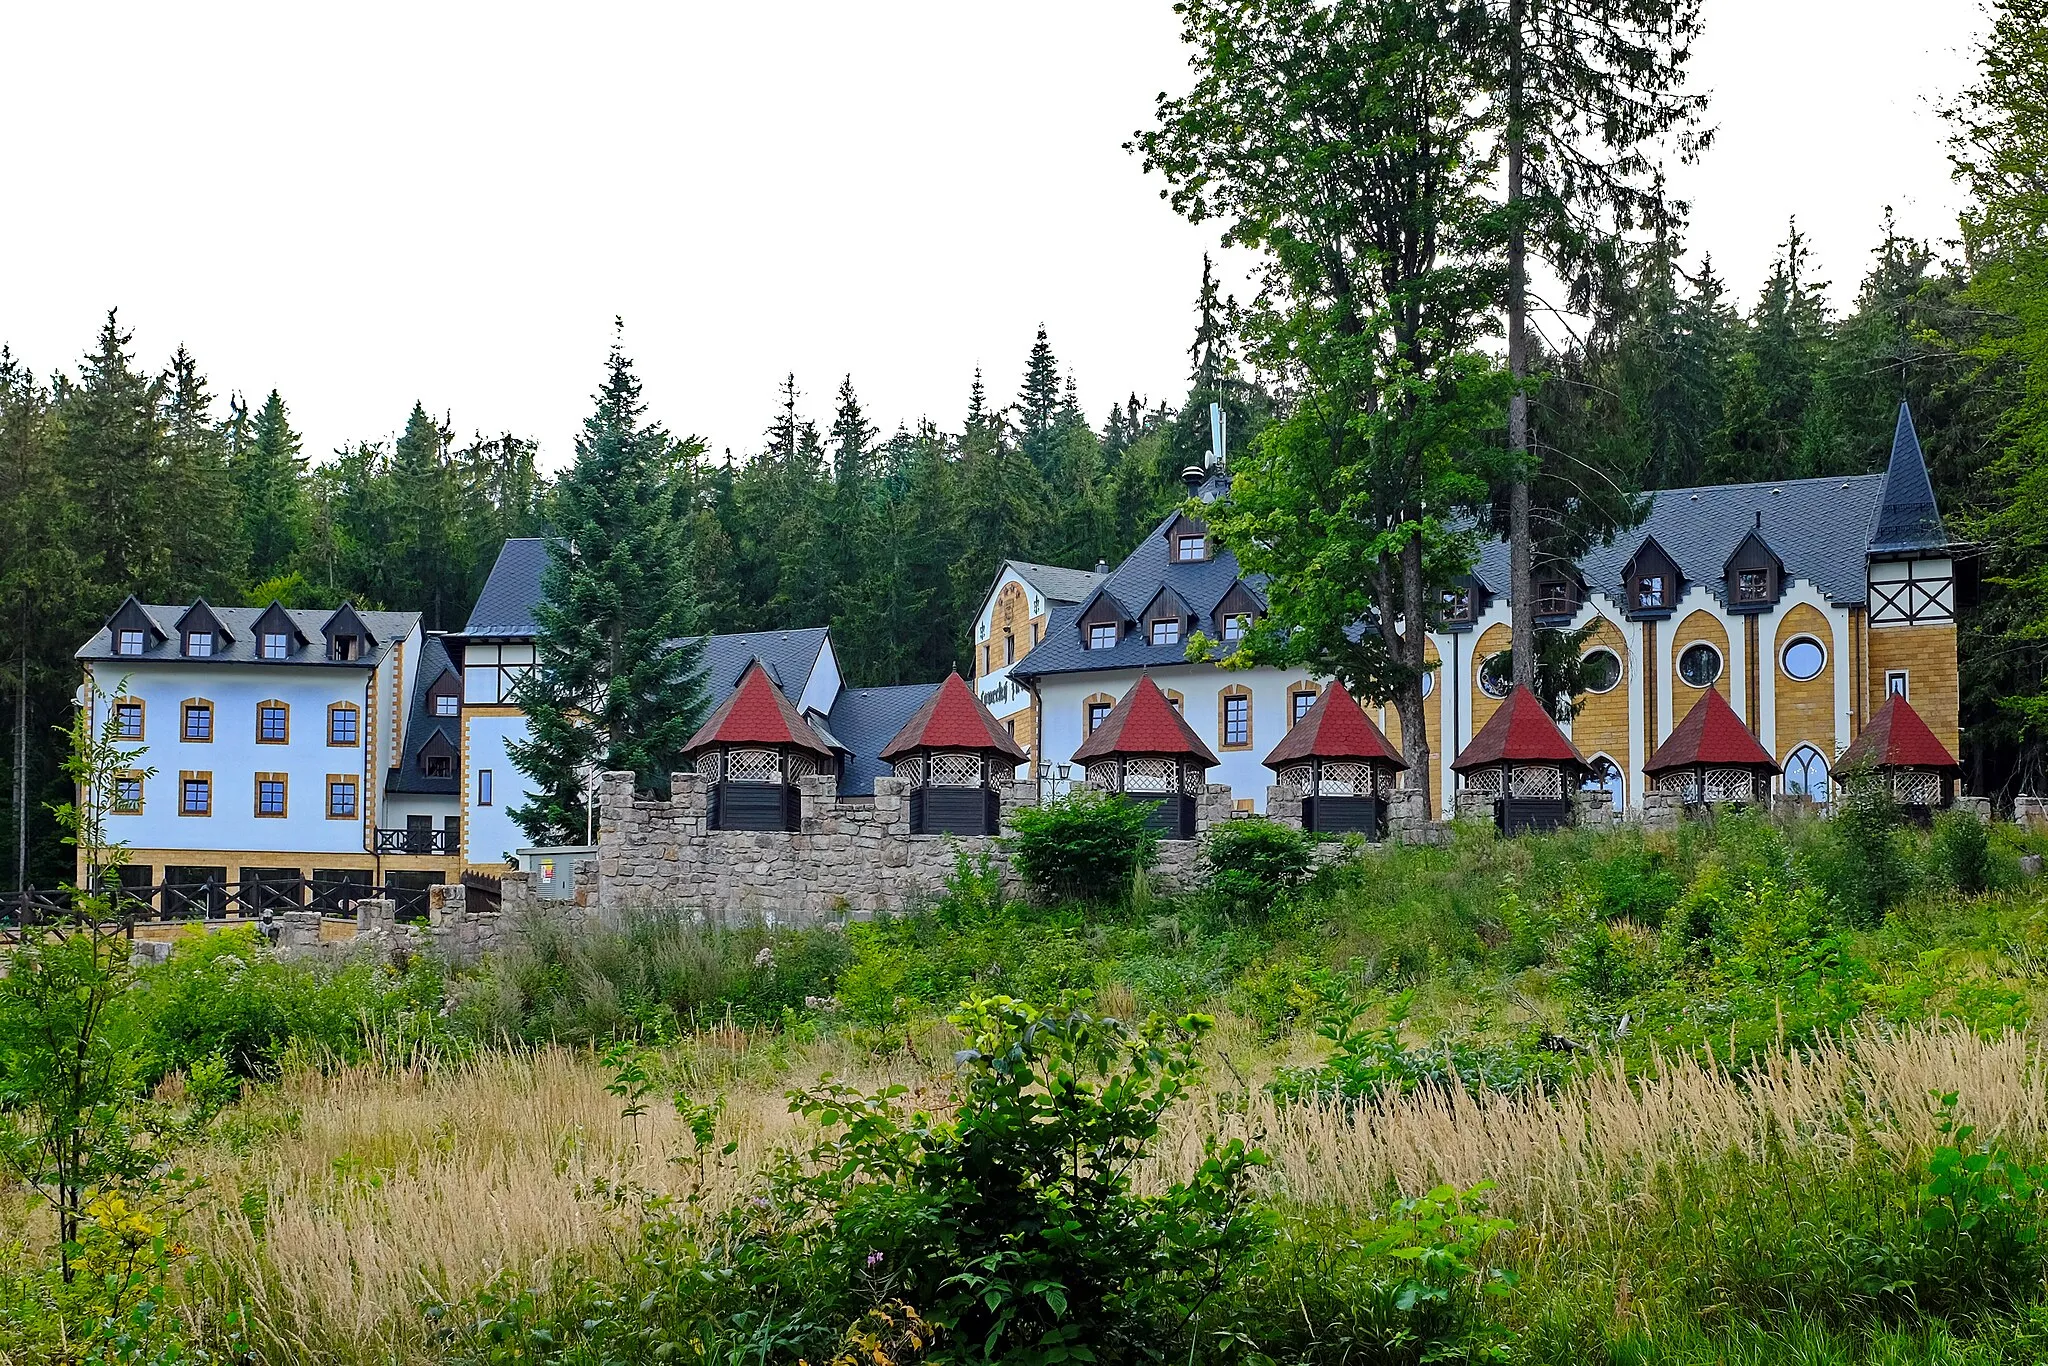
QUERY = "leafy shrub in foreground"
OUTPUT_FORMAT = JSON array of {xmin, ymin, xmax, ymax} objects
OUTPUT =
[
  {"xmin": 1930, "ymin": 809, "xmax": 1994, "ymax": 895},
  {"xmin": 1803, "ymin": 784, "xmax": 1916, "ymax": 924},
  {"xmin": 1008, "ymin": 790, "xmax": 1161, "ymax": 905},
  {"xmin": 1198, "ymin": 816, "xmax": 1312, "ymax": 919}
]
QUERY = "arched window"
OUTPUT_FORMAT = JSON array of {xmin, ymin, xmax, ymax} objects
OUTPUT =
[
  {"xmin": 1583, "ymin": 755, "xmax": 1624, "ymax": 813},
  {"xmin": 1084, "ymin": 693, "xmax": 1115, "ymax": 734},
  {"xmin": 1784, "ymin": 745, "xmax": 1830, "ymax": 803}
]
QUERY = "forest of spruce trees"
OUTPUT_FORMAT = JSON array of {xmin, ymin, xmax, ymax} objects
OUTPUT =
[{"xmin": 4, "ymin": 0, "xmax": 2048, "ymax": 885}]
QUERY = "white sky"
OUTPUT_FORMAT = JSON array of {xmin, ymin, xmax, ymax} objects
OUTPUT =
[{"xmin": 0, "ymin": 1, "xmax": 1991, "ymax": 470}]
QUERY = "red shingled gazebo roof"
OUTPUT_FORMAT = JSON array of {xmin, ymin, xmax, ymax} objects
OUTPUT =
[
  {"xmin": 1643, "ymin": 688, "xmax": 1780, "ymax": 775},
  {"xmin": 1261, "ymin": 685, "xmax": 1408, "ymax": 770},
  {"xmin": 1838, "ymin": 694, "xmax": 1961, "ymax": 773},
  {"xmin": 1070, "ymin": 675, "xmax": 1220, "ymax": 765},
  {"xmin": 1451, "ymin": 685, "xmax": 1586, "ymax": 772},
  {"xmin": 680, "ymin": 658, "xmax": 834, "ymax": 758},
  {"xmin": 879, "ymin": 671, "xmax": 1029, "ymax": 764}
]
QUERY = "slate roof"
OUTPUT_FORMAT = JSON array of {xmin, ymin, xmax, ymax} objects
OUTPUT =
[
  {"xmin": 462, "ymin": 537, "xmax": 549, "ymax": 638},
  {"xmin": 1262, "ymin": 686, "xmax": 1407, "ymax": 770},
  {"xmin": 1642, "ymin": 688, "xmax": 1779, "ymax": 775},
  {"xmin": 1070, "ymin": 676, "xmax": 1221, "ymax": 765},
  {"xmin": 687, "ymin": 627, "xmax": 830, "ymax": 701},
  {"xmin": 826, "ymin": 682, "xmax": 943, "ymax": 796},
  {"xmin": 387, "ymin": 634, "xmax": 462, "ymax": 795},
  {"xmin": 1452, "ymin": 686, "xmax": 1587, "ymax": 771},
  {"xmin": 1869, "ymin": 403, "xmax": 1950, "ymax": 554},
  {"xmin": 880, "ymin": 672, "xmax": 1029, "ymax": 763},
  {"xmin": 680, "ymin": 660, "xmax": 835, "ymax": 758},
  {"xmin": 1012, "ymin": 511, "xmax": 1265, "ymax": 682},
  {"xmin": 1838, "ymin": 695, "xmax": 1961, "ymax": 773},
  {"xmin": 1005, "ymin": 560, "xmax": 1108, "ymax": 605},
  {"xmin": 77, "ymin": 601, "xmax": 416, "ymax": 668}
]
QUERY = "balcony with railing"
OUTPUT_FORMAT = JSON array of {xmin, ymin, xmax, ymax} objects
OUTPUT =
[{"xmin": 373, "ymin": 826, "xmax": 459, "ymax": 855}]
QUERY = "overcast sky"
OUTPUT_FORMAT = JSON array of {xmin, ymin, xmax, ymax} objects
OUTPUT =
[{"xmin": 0, "ymin": 1, "xmax": 1991, "ymax": 470}]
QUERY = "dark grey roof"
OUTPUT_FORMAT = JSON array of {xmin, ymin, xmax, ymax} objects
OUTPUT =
[
  {"xmin": 1012, "ymin": 510, "xmax": 1263, "ymax": 681},
  {"xmin": 1869, "ymin": 403, "xmax": 1949, "ymax": 553},
  {"xmin": 1005, "ymin": 561, "xmax": 1107, "ymax": 604},
  {"xmin": 826, "ymin": 682, "xmax": 941, "ymax": 795},
  {"xmin": 684, "ymin": 627, "xmax": 831, "ymax": 700},
  {"xmin": 462, "ymin": 537, "xmax": 549, "ymax": 638},
  {"xmin": 77, "ymin": 603, "xmax": 416, "ymax": 667},
  {"xmin": 387, "ymin": 634, "xmax": 461, "ymax": 795}
]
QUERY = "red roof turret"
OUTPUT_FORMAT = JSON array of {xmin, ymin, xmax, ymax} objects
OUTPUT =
[
  {"xmin": 680, "ymin": 658, "xmax": 834, "ymax": 758},
  {"xmin": 1643, "ymin": 688, "xmax": 1779, "ymax": 775},
  {"xmin": 1838, "ymin": 694, "xmax": 1961, "ymax": 774},
  {"xmin": 1262, "ymin": 685, "xmax": 1407, "ymax": 770},
  {"xmin": 1070, "ymin": 675, "xmax": 1220, "ymax": 765},
  {"xmin": 1452, "ymin": 685, "xmax": 1586, "ymax": 771},
  {"xmin": 879, "ymin": 672, "xmax": 1029, "ymax": 764}
]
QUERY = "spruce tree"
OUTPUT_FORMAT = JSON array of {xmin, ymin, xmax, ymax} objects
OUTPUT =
[
  {"xmin": 59, "ymin": 311, "xmax": 167, "ymax": 599},
  {"xmin": 508, "ymin": 331, "xmax": 708, "ymax": 843},
  {"xmin": 233, "ymin": 389, "xmax": 309, "ymax": 583},
  {"xmin": 158, "ymin": 345, "xmax": 244, "ymax": 599},
  {"xmin": 1016, "ymin": 325, "xmax": 1063, "ymax": 469},
  {"xmin": 387, "ymin": 402, "xmax": 465, "ymax": 627}
]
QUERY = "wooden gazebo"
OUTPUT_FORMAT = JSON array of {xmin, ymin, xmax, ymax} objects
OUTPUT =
[
  {"xmin": 1643, "ymin": 688, "xmax": 1780, "ymax": 809},
  {"xmin": 1837, "ymin": 694, "xmax": 1963, "ymax": 820},
  {"xmin": 679, "ymin": 659, "xmax": 836, "ymax": 831},
  {"xmin": 1069, "ymin": 676, "xmax": 1219, "ymax": 839},
  {"xmin": 878, "ymin": 672, "xmax": 1029, "ymax": 835},
  {"xmin": 1261, "ymin": 685, "xmax": 1407, "ymax": 837},
  {"xmin": 1451, "ymin": 685, "xmax": 1588, "ymax": 835}
]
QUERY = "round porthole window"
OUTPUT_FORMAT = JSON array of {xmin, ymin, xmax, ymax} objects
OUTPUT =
[
  {"xmin": 1580, "ymin": 648, "xmax": 1622, "ymax": 694},
  {"xmin": 1781, "ymin": 637, "xmax": 1825, "ymax": 682},
  {"xmin": 1678, "ymin": 642, "xmax": 1722, "ymax": 689},
  {"xmin": 1478, "ymin": 653, "xmax": 1512, "ymax": 699}
]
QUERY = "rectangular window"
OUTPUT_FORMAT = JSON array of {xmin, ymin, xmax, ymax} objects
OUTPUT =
[
  {"xmin": 1636, "ymin": 576, "xmax": 1665, "ymax": 609},
  {"xmin": 1887, "ymin": 671, "xmax": 1909, "ymax": 699},
  {"xmin": 113, "ymin": 773, "xmax": 143, "ymax": 813},
  {"xmin": 180, "ymin": 773, "xmax": 211, "ymax": 816},
  {"xmin": 258, "ymin": 703, "xmax": 288, "ymax": 743},
  {"xmin": 1292, "ymin": 690, "xmax": 1316, "ymax": 724},
  {"xmin": 1003, "ymin": 634, "xmax": 1015, "ymax": 665},
  {"xmin": 1005, "ymin": 718, "xmax": 1017, "ymax": 739},
  {"xmin": 1087, "ymin": 702, "xmax": 1112, "ymax": 733},
  {"xmin": 1444, "ymin": 589, "xmax": 1471, "ymax": 621},
  {"xmin": 982, "ymin": 644, "xmax": 990, "ymax": 673},
  {"xmin": 1222, "ymin": 614, "xmax": 1248, "ymax": 642},
  {"xmin": 1222, "ymin": 695, "xmax": 1250, "ymax": 748},
  {"xmin": 331, "ymin": 634, "xmax": 357, "ymax": 661},
  {"xmin": 1031, "ymin": 622, "xmax": 1041, "ymax": 647},
  {"xmin": 444, "ymin": 815, "xmax": 461, "ymax": 848},
  {"xmin": 261, "ymin": 632, "xmax": 289, "ymax": 660},
  {"xmin": 182, "ymin": 701, "xmax": 212, "ymax": 741},
  {"xmin": 1737, "ymin": 569, "xmax": 1769, "ymax": 602},
  {"xmin": 1175, "ymin": 535, "xmax": 1205, "ymax": 562},
  {"xmin": 1537, "ymin": 581, "xmax": 1572, "ymax": 615},
  {"xmin": 327, "ymin": 777, "xmax": 358, "ymax": 818},
  {"xmin": 117, "ymin": 629, "xmax": 145, "ymax": 655},
  {"xmin": 478, "ymin": 768, "xmax": 494, "ymax": 805},
  {"xmin": 329, "ymin": 705, "xmax": 358, "ymax": 745},
  {"xmin": 1088, "ymin": 623, "xmax": 1117, "ymax": 650},
  {"xmin": 255, "ymin": 775, "xmax": 287, "ymax": 817},
  {"xmin": 114, "ymin": 701, "xmax": 143, "ymax": 739},
  {"xmin": 185, "ymin": 633, "xmax": 213, "ymax": 657},
  {"xmin": 434, "ymin": 694, "xmax": 459, "ymax": 717},
  {"xmin": 425, "ymin": 755, "xmax": 452, "ymax": 778},
  {"xmin": 1150, "ymin": 619, "xmax": 1181, "ymax": 646}
]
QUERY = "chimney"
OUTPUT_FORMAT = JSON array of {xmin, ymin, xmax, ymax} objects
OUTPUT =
[{"xmin": 1095, "ymin": 558, "xmax": 1109, "ymax": 575}]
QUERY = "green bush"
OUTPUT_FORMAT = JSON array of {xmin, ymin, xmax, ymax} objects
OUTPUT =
[
  {"xmin": 1803, "ymin": 784, "xmax": 1916, "ymax": 925},
  {"xmin": 1198, "ymin": 816, "xmax": 1312, "ymax": 919},
  {"xmin": 1007, "ymin": 790, "xmax": 1161, "ymax": 905},
  {"xmin": 1930, "ymin": 809, "xmax": 1994, "ymax": 895}
]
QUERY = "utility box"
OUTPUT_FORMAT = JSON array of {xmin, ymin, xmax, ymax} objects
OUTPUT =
[{"xmin": 516, "ymin": 845, "xmax": 597, "ymax": 900}]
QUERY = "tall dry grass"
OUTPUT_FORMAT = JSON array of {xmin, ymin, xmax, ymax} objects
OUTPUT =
[{"xmin": 184, "ymin": 1022, "xmax": 2047, "ymax": 1365}]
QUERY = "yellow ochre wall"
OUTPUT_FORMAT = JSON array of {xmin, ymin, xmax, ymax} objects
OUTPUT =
[
  {"xmin": 1378, "ymin": 639, "xmax": 1443, "ymax": 775},
  {"xmin": 1774, "ymin": 604, "xmax": 1837, "ymax": 764},
  {"xmin": 1671, "ymin": 609, "xmax": 1733, "ymax": 707},
  {"xmin": 1570, "ymin": 617, "xmax": 1632, "ymax": 776},
  {"xmin": 1468, "ymin": 624, "xmax": 1511, "ymax": 734},
  {"xmin": 1867, "ymin": 623, "xmax": 1961, "ymax": 756}
]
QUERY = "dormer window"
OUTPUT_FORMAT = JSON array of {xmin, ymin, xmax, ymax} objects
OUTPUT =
[
  {"xmin": 425, "ymin": 755, "xmax": 452, "ymax": 778},
  {"xmin": 1088, "ymin": 623, "xmax": 1118, "ymax": 650},
  {"xmin": 1175, "ymin": 534, "xmax": 1206, "ymax": 563},
  {"xmin": 117, "ymin": 629, "xmax": 145, "ymax": 656},
  {"xmin": 1635, "ymin": 575, "xmax": 1666, "ymax": 610},
  {"xmin": 1150, "ymin": 618, "xmax": 1182, "ymax": 647},
  {"xmin": 434, "ymin": 694, "xmax": 459, "ymax": 717},
  {"xmin": 1536, "ymin": 580, "xmax": 1575, "ymax": 616},
  {"xmin": 184, "ymin": 632, "xmax": 214, "ymax": 658},
  {"xmin": 1222, "ymin": 613, "xmax": 1250, "ymax": 642},
  {"xmin": 261, "ymin": 632, "xmax": 289, "ymax": 660},
  {"xmin": 332, "ymin": 635, "xmax": 357, "ymax": 661},
  {"xmin": 1444, "ymin": 589, "xmax": 1472, "ymax": 622},
  {"xmin": 1736, "ymin": 569, "xmax": 1769, "ymax": 603}
]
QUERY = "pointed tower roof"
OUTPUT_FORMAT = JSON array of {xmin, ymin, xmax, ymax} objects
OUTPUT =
[
  {"xmin": 680, "ymin": 658, "xmax": 834, "ymax": 758},
  {"xmin": 879, "ymin": 671, "xmax": 1029, "ymax": 764},
  {"xmin": 1838, "ymin": 694, "xmax": 1961, "ymax": 773},
  {"xmin": 1262, "ymin": 685, "xmax": 1408, "ymax": 770},
  {"xmin": 1452, "ymin": 686, "xmax": 1586, "ymax": 771},
  {"xmin": 1643, "ymin": 688, "xmax": 1780, "ymax": 775},
  {"xmin": 1071, "ymin": 675, "xmax": 1220, "ymax": 765},
  {"xmin": 1868, "ymin": 402, "xmax": 1948, "ymax": 553}
]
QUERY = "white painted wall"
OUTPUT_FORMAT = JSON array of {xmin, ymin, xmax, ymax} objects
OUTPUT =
[{"xmin": 464, "ymin": 711, "xmax": 533, "ymax": 864}]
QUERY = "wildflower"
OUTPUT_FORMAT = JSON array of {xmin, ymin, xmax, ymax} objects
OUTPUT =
[
  {"xmin": 754, "ymin": 946, "xmax": 775, "ymax": 970},
  {"xmin": 866, "ymin": 1250, "xmax": 884, "ymax": 1268}
]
